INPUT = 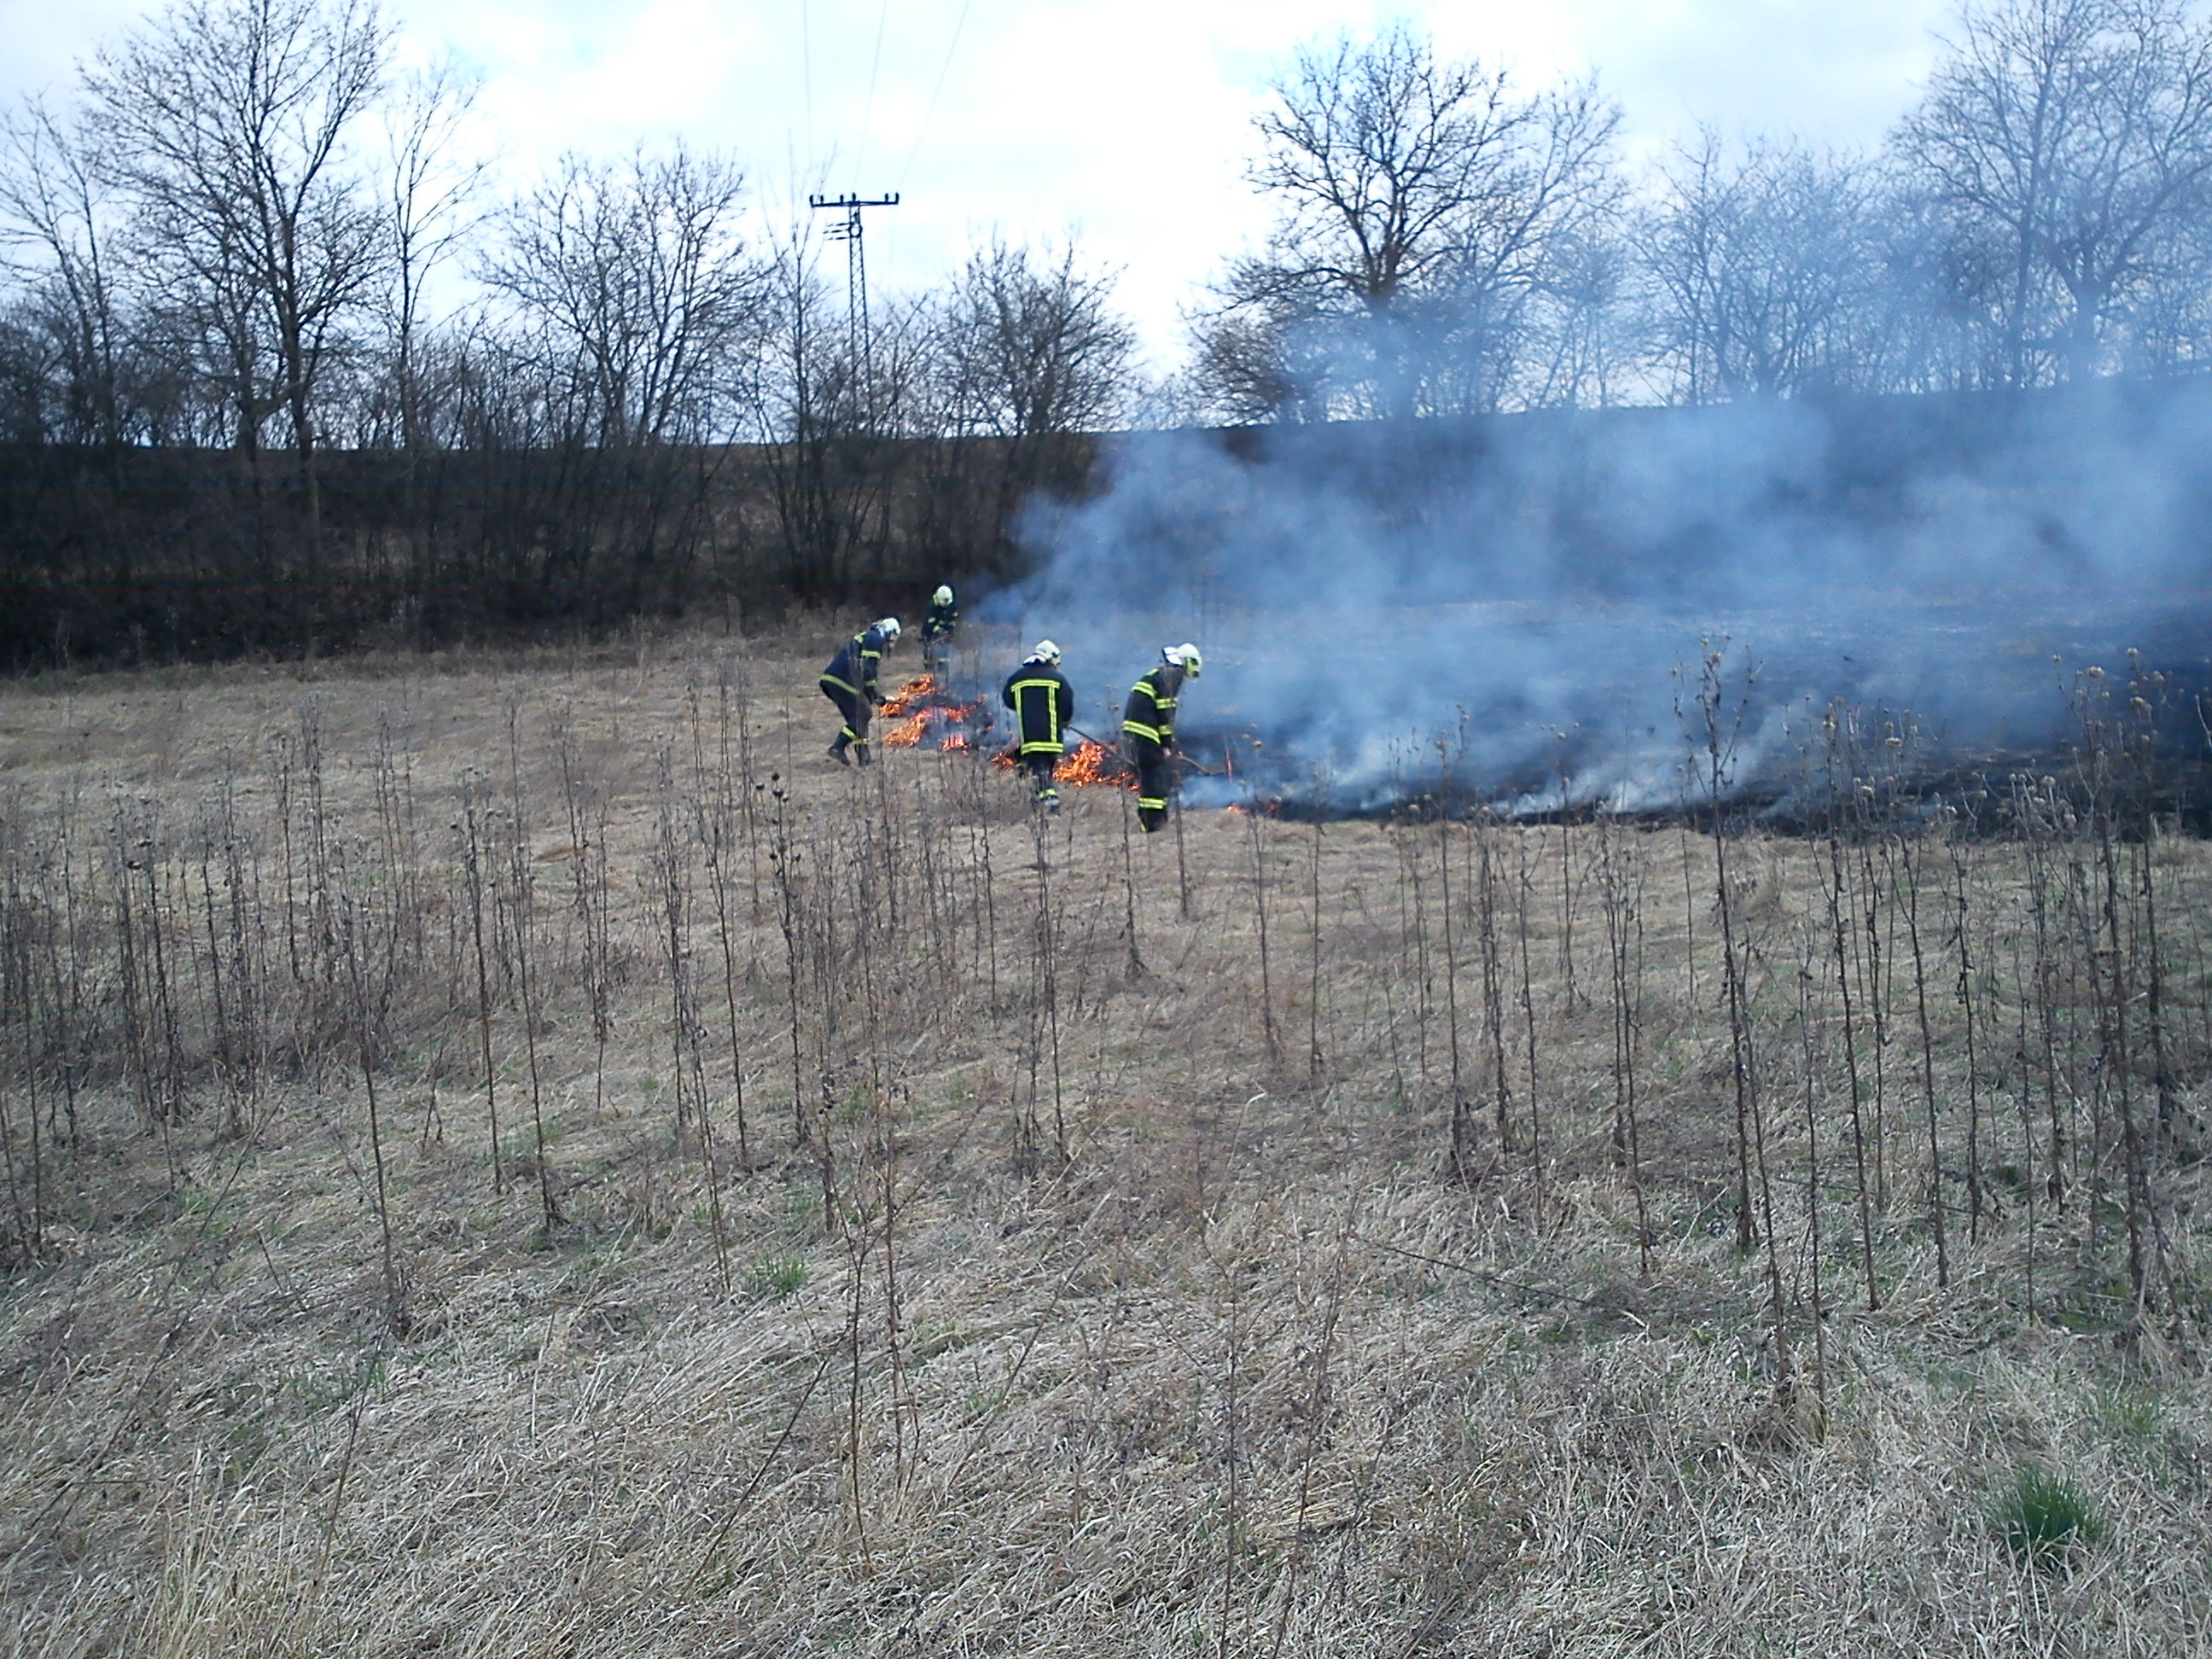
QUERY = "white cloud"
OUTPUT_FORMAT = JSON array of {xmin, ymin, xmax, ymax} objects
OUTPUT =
[{"xmin": 0, "ymin": 0, "xmax": 1959, "ymax": 365}]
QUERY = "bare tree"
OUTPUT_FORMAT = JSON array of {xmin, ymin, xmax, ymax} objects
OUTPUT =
[
  {"xmin": 479, "ymin": 147, "xmax": 765, "ymax": 612},
  {"xmin": 1479, "ymin": 217, "xmax": 1635, "ymax": 410},
  {"xmin": 1208, "ymin": 23, "xmax": 1621, "ymax": 418},
  {"xmin": 84, "ymin": 0, "xmax": 394, "ymax": 564},
  {"xmin": 1185, "ymin": 310, "xmax": 1301, "ymax": 426},
  {"xmin": 0, "ymin": 100, "xmax": 137, "ymax": 447},
  {"xmin": 381, "ymin": 61, "xmax": 483, "ymax": 457},
  {"xmin": 482, "ymin": 146, "xmax": 762, "ymax": 449},
  {"xmin": 751, "ymin": 232, "xmax": 859, "ymax": 591},
  {"xmin": 2113, "ymin": 195, "xmax": 2212, "ymax": 364},
  {"xmin": 0, "ymin": 310, "xmax": 48, "ymax": 441},
  {"xmin": 1895, "ymin": 0, "xmax": 2212, "ymax": 383},
  {"xmin": 1644, "ymin": 133, "xmax": 1887, "ymax": 402},
  {"xmin": 933, "ymin": 236, "xmax": 1134, "ymax": 439},
  {"xmin": 749, "ymin": 227, "xmax": 955, "ymax": 592},
  {"xmin": 370, "ymin": 61, "xmax": 483, "ymax": 617},
  {"xmin": 903, "ymin": 236, "xmax": 1134, "ymax": 574}
]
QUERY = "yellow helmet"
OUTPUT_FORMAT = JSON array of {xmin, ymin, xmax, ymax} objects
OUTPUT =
[{"xmin": 1165, "ymin": 643, "xmax": 1202, "ymax": 678}]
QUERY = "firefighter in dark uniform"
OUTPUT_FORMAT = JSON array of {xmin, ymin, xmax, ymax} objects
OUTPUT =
[
  {"xmin": 1001, "ymin": 640, "xmax": 1074, "ymax": 809},
  {"xmin": 1123, "ymin": 643, "xmax": 1202, "ymax": 831},
  {"xmin": 819, "ymin": 616, "xmax": 901, "ymax": 765},
  {"xmin": 920, "ymin": 584, "xmax": 959, "ymax": 677}
]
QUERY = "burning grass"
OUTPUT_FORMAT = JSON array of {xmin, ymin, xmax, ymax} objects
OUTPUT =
[
  {"xmin": 1054, "ymin": 737, "xmax": 1125, "ymax": 787},
  {"xmin": 985, "ymin": 739, "xmax": 1127, "ymax": 784},
  {"xmin": 0, "ymin": 626, "xmax": 2206, "ymax": 1656},
  {"xmin": 876, "ymin": 673, "xmax": 937, "ymax": 716},
  {"xmin": 878, "ymin": 674, "xmax": 990, "ymax": 751}
]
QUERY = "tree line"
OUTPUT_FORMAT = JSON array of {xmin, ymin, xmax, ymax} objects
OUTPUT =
[
  {"xmin": 3, "ymin": 0, "xmax": 2210, "ymax": 663},
  {"xmin": 1198, "ymin": 0, "xmax": 2212, "ymax": 416}
]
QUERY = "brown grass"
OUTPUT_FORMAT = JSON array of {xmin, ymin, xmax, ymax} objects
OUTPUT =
[{"xmin": 0, "ymin": 625, "xmax": 2206, "ymax": 1656}]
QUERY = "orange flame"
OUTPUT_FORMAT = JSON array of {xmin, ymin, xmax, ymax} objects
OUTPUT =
[
  {"xmin": 1054, "ymin": 740, "xmax": 1127, "ymax": 789},
  {"xmin": 878, "ymin": 675, "xmax": 936, "ymax": 718},
  {"xmin": 888, "ymin": 704, "xmax": 978, "ymax": 749},
  {"xmin": 876, "ymin": 675, "xmax": 993, "ymax": 751},
  {"xmin": 993, "ymin": 742, "xmax": 1121, "ymax": 783}
]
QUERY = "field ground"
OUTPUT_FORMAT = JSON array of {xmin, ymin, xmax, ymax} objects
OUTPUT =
[{"xmin": 0, "ymin": 625, "xmax": 2206, "ymax": 1656}]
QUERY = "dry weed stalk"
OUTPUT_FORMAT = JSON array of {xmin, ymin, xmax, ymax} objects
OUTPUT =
[
  {"xmin": 507, "ymin": 707, "xmax": 561, "ymax": 1232},
  {"xmin": 1697, "ymin": 646, "xmax": 1759, "ymax": 1256},
  {"xmin": 1594, "ymin": 806, "xmax": 1651, "ymax": 1275},
  {"xmin": 1247, "ymin": 783, "xmax": 1283, "ymax": 1072},
  {"xmin": 458, "ymin": 778, "xmax": 504, "ymax": 1193},
  {"xmin": 1476, "ymin": 812, "xmax": 1512, "ymax": 1163},
  {"xmin": 1822, "ymin": 707, "xmax": 1880, "ymax": 1309},
  {"xmin": 1437, "ymin": 807, "xmax": 1470, "ymax": 1175}
]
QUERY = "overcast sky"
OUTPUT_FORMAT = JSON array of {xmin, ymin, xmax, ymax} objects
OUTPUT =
[{"xmin": 1, "ymin": 0, "xmax": 1957, "ymax": 365}]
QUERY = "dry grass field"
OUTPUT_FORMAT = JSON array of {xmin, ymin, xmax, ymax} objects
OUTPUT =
[{"xmin": 0, "ymin": 624, "xmax": 2206, "ymax": 1657}]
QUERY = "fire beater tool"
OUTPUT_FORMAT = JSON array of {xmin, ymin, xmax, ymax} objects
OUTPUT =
[{"xmin": 1065, "ymin": 724, "xmax": 1223, "ymax": 777}]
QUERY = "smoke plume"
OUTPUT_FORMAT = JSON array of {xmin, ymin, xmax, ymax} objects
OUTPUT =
[{"xmin": 987, "ymin": 379, "xmax": 2212, "ymax": 813}]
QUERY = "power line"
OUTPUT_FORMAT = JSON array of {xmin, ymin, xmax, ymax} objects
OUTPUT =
[
  {"xmin": 853, "ymin": 0, "xmax": 891, "ymax": 187},
  {"xmin": 898, "ymin": 0, "xmax": 975, "ymax": 195},
  {"xmin": 799, "ymin": 0, "xmax": 816, "ymax": 175}
]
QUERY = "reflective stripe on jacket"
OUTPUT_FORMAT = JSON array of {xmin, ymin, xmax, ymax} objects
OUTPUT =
[
  {"xmin": 822, "ymin": 625, "xmax": 892, "ymax": 697},
  {"xmin": 1002, "ymin": 662, "xmax": 1074, "ymax": 756},
  {"xmin": 1122, "ymin": 667, "xmax": 1182, "ymax": 746}
]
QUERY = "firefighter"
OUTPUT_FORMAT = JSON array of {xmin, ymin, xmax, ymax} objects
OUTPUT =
[
  {"xmin": 1123, "ymin": 643, "xmax": 1202, "ymax": 832},
  {"xmin": 920, "ymin": 584, "xmax": 959, "ymax": 677},
  {"xmin": 819, "ymin": 616, "xmax": 901, "ymax": 765},
  {"xmin": 1002, "ymin": 640, "xmax": 1074, "ymax": 810}
]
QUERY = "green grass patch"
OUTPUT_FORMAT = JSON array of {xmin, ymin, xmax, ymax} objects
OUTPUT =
[
  {"xmin": 1990, "ymin": 1466, "xmax": 2104, "ymax": 1568},
  {"xmin": 745, "ymin": 1252, "xmax": 807, "ymax": 1298}
]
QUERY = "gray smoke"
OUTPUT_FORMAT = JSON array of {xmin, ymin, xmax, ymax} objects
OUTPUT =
[{"xmin": 984, "ymin": 380, "xmax": 2212, "ymax": 813}]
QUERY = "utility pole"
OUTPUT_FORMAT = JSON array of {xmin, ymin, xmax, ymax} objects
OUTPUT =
[{"xmin": 808, "ymin": 191, "xmax": 899, "ymax": 423}]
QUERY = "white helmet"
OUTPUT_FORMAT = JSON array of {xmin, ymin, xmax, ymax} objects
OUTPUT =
[
  {"xmin": 874, "ymin": 616, "xmax": 902, "ymax": 643},
  {"xmin": 1030, "ymin": 639, "xmax": 1062, "ymax": 666},
  {"xmin": 933, "ymin": 585, "xmax": 954, "ymax": 608},
  {"xmin": 1165, "ymin": 642, "xmax": 1202, "ymax": 678}
]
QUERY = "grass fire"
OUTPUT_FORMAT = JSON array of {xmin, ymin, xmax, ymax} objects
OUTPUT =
[
  {"xmin": 1052, "ymin": 738, "xmax": 1124, "ymax": 786},
  {"xmin": 877, "ymin": 677, "xmax": 989, "ymax": 752},
  {"xmin": 982, "ymin": 736, "xmax": 1126, "ymax": 783}
]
